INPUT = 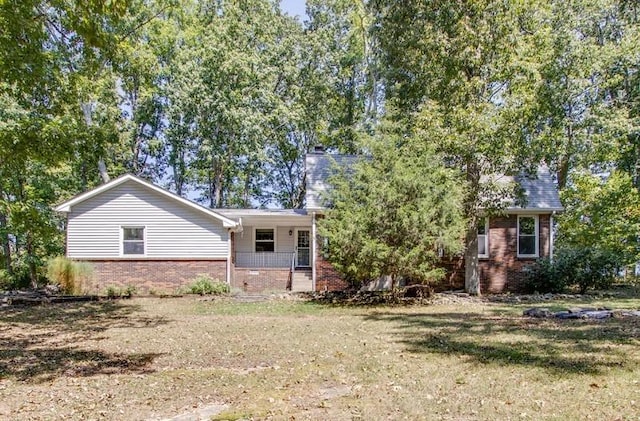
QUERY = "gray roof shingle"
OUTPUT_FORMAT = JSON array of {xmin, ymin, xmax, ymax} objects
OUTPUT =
[
  {"xmin": 305, "ymin": 153, "xmax": 359, "ymax": 210},
  {"xmin": 305, "ymin": 153, "xmax": 563, "ymax": 212}
]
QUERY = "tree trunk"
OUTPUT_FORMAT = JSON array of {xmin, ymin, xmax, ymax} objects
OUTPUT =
[
  {"xmin": 557, "ymin": 156, "xmax": 570, "ymax": 191},
  {"xmin": 26, "ymin": 232, "xmax": 37, "ymax": 289},
  {"xmin": 0, "ymin": 211, "xmax": 12, "ymax": 275},
  {"xmin": 98, "ymin": 158, "xmax": 110, "ymax": 184},
  {"xmin": 464, "ymin": 222, "xmax": 481, "ymax": 296},
  {"xmin": 464, "ymin": 160, "xmax": 481, "ymax": 296},
  {"xmin": 82, "ymin": 102, "xmax": 110, "ymax": 184}
]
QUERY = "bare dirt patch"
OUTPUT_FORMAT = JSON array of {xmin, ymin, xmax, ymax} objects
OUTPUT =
[{"xmin": 1, "ymin": 296, "xmax": 639, "ymax": 420}]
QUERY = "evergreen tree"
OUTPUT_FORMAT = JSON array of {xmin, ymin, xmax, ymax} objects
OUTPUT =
[{"xmin": 319, "ymin": 122, "xmax": 466, "ymax": 289}]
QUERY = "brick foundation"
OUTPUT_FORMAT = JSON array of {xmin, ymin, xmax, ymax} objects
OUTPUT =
[
  {"xmin": 83, "ymin": 260, "xmax": 228, "ymax": 295},
  {"xmin": 314, "ymin": 244, "xmax": 351, "ymax": 291},
  {"xmin": 232, "ymin": 268, "xmax": 291, "ymax": 293}
]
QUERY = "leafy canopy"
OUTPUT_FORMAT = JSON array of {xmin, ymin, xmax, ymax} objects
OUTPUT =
[{"xmin": 557, "ymin": 170, "xmax": 640, "ymax": 265}]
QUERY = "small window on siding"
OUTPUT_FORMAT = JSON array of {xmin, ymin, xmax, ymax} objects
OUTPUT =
[
  {"xmin": 255, "ymin": 228, "xmax": 275, "ymax": 252},
  {"xmin": 478, "ymin": 218, "xmax": 489, "ymax": 258},
  {"xmin": 123, "ymin": 227, "xmax": 145, "ymax": 255},
  {"xmin": 517, "ymin": 216, "xmax": 538, "ymax": 257}
]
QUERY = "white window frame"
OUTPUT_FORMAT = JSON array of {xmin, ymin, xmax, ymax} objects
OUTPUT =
[
  {"xmin": 517, "ymin": 215, "xmax": 539, "ymax": 258},
  {"xmin": 254, "ymin": 227, "xmax": 276, "ymax": 253},
  {"xmin": 478, "ymin": 217, "xmax": 489, "ymax": 259},
  {"xmin": 121, "ymin": 226, "xmax": 146, "ymax": 257}
]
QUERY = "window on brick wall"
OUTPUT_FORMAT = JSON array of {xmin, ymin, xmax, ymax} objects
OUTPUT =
[
  {"xmin": 517, "ymin": 216, "xmax": 538, "ymax": 258},
  {"xmin": 478, "ymin": 217, "xmax": 489, "ymax": 258},
  {"xmin": 255, "ymin": 228, "xmax": 275, "ymax": 252},
  {"xmin": 122, "ymin": 227, "xmax": 145, "ymax": 255}
]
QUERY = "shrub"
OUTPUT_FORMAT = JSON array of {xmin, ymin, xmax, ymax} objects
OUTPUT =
[
  {"xmin": 123, "ymin": 285, "xmax": 137, "ymax": 297},
  {"xmin": 0, "ymin": 265, "xmax": 33, "ymax": 290},
  {"xmin": 104, "ymin": 285, "xmax": 137, "ymax": 298},
  {"xmin": 106, "ymin": 285, "xmax": 120, "ymax": 298},
  {"xmin": 522, "ymin": 258, "xmax": 566, "ymax": 293},
  {"xmin": 523, "ymin": 248, "xmax": 621, "ymax": 294},
  {"xmin": 570, "ymin": 249, "xmax": 620, "ymax": 293},
  {"xmin": 46, "ymin": 256, "xmax": 93, "ymax": 295},
  {"xmin": 187, "ymin": 274, "xmax": 229, "ymax": 295},
  {"xmin": 0, "ymin": 269, "xmax": 11, "ymax": 291}
]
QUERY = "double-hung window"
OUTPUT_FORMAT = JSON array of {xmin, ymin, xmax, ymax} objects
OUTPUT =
[
  {"xmin": 517, "ymin": 216, "xmax": 538, "ymax": 258},
  {"xmin": 478, "ymin": 218, "xmax": 489, "ymax": 258},
  {"xmin": 122, "ymin": 227, "xmax": 145, "ymax": 255},
  {"xmin": 255, "ymin": 228, "xmax": 275, "ymax": 252}
]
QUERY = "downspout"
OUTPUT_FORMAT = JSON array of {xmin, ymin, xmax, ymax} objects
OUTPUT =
[
  {"xmin": 312, "ymin": 212, "xmax": 317, "ymax": 291},
  {"xmin": 550, "ymin": 211, "xmax": 556, "ymax": 262}
]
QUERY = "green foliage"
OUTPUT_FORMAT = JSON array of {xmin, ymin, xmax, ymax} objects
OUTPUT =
[
  {"xmin": 523, "ymin": 248, "xmax": 621, "ymax": 294},
  {"xmin": 46, "ymin": 256, "xmax": 93, "ymax": 295},
  {"xmin": 558, "ymin": 171, "xmax": 640, "ymax": 265},
  {"xmin": 186, "ymin": 275, "xmax": 230, "ymax": 296},
  {"xmin": 319, "ymin": 121, "xmax": 466, "ymax": 288},
  {"xmin": 522, "ymin": 258, "xmax": 568, "ymax": 294},
  {"xmin": 106, "ymin": 286, "xmax": 119, "ymax": 298},
  {"xmin": 104, "ymin": 285, "xmax": 138, "ymax": 298},
  {"xmin": 123, "ymin": 285, "xmax": 137, "ymax": 298},
  {"xmin": 0, "ymin": 269, "xmax": 11, "ymax": 290},
  {"xmin": 371, "ymin": 0, "xmax": 552, "ymax": 294}
]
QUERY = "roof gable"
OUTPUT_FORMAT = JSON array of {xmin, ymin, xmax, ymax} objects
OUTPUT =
[{"xmin": 55, "ymin": 174, "xmax": 239, "ymax": 228}]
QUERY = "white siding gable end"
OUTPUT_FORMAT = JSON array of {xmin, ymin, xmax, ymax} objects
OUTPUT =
[{"xmin": 64, "ymin": 179, "xmax": 230, "ymax": 259}]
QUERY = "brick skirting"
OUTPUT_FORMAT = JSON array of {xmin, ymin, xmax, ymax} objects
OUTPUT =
[
  {"xmin": 82, "ymin": 259, "xmax": 228, "ymax": 295},
  {"xmin": 232, "ymin": 268, "xmax": 291, "ymax": 293}
]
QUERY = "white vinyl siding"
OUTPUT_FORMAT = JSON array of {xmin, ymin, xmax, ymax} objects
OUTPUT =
[{"xmin": 66, "ymin": 180, "xmax": 229, "ymax": 259}]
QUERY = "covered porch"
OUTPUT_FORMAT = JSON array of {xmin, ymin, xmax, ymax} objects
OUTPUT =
[{"xmin": 218, "ymin": 209, "xmax": 316, "ymax": 292}]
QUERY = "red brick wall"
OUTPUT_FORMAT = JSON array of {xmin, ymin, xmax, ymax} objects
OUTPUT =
[
  {"xmin": 435, "ymin": 257, "xmax": 465, "ymax": 291},
  {"xmin": 443, "ymin": 214, "xmax": 552, "ymax": 293},
  {"xmin": 232, "ymin": 268, "xmax": 290, "ymax": 293},
  {"xmin": 82, "ymin": 260, "xmax": 228, "ymax": 295},
  {"xmin": 316, "ymin": 255, "xmax": 350, "ymax": 291}
]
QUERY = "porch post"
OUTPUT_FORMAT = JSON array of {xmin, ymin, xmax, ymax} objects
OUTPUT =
[
  {"xmin": 312, "ymin": 212, "xmax": 317, "ymax": 291},
  {"xmin": 227, "ymin": 230, "xmax": 232, "ymax": 285}
]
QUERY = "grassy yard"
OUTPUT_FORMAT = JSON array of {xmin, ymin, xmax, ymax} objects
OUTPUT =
[{"xmin": 1, "ymin": 294, "xmax": 640, "ymax": 420}]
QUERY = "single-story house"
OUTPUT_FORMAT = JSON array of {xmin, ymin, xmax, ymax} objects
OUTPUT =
[{"xmin": 55, "ymin": 149, "xmax": 562, "ymax": 294}]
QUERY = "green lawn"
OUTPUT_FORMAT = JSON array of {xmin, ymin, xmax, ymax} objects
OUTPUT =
[{"xmin": 1, "ymin": 294, "xmax": 639, "ymax": 420}]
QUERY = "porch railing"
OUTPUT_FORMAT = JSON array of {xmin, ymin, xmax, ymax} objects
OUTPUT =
[{"xmin": 235, "ymin": 252, "xmax": 295, "ymax": 268}]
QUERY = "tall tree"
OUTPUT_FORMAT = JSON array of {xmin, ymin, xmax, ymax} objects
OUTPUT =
[
  {"xmin": 557, "ymin": 170, "xmax": 640, "ymax": 265},
  {"xmin": 372, "ymin": 0, "xmax": 548, "ymax": 294},
  {"xmin": 0, "ymin": 0, "xmax": 130, "ymax": 285},
  {"xmin": 533, "ymin": 0, "xmax": 638, "ymax": 189},
  {"xmin": 319, "ymin": 121, "xmax": 466, "ymax": 289}
]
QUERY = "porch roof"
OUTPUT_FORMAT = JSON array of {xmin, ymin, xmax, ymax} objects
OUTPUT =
[{"xmin": 216, "ymin": 208, "xmax": 312, "ymax": 227}]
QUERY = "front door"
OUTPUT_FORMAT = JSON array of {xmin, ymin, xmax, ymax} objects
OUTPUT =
[{"xmin": 295, "ymin": 229, "xmax": 310, "ymax": 267}]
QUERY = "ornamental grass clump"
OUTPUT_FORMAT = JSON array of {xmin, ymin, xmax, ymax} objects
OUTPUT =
[{"xmin": 46, "ymin": 256, "xmax": 93, "ymax": 295}]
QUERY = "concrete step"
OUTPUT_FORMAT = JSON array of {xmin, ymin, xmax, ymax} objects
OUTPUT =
[{"xmin": 291, "ymin": 270, "xmax": 313, "ymax": 292}]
